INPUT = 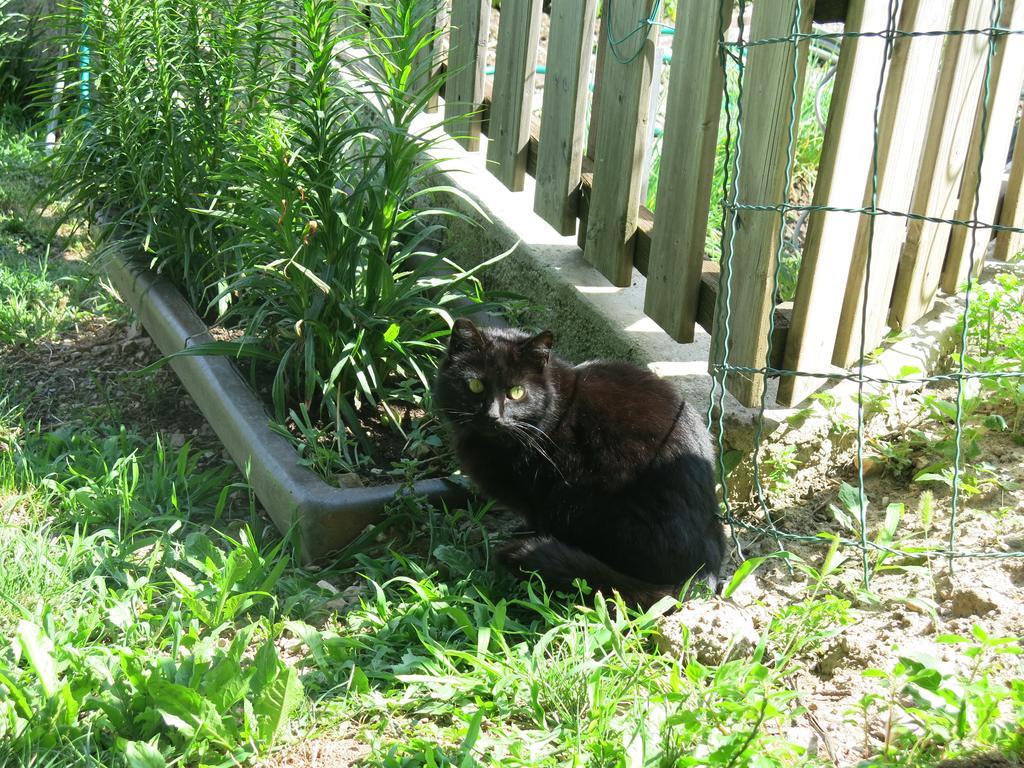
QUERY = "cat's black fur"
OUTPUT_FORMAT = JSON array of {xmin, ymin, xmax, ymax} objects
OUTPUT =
[{"xmin": 433, "ymin": 318, "xmax": 725, "ymax": 607}]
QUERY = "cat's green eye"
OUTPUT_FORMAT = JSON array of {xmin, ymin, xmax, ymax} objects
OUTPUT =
[
  {"xmin": 467, "ymin": 377, "xmax": 484, "ymax": 394},
  {"xmin": 508, "ymin": 385, "xmax": 526, "ymax": 401}
]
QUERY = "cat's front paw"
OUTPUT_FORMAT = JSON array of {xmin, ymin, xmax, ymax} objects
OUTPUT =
[{"xmin": 495, "ymin": 536, "xmax": 539, "ymax": 569}]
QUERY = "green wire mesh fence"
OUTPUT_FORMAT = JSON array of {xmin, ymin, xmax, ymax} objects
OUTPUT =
[{"xmin": 708, "ymin": 0, "xmax": 1024, "ymax": 587}]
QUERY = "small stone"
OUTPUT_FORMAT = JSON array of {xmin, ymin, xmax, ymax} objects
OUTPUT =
[
  {"xmin": 934, "ymin": 570, "xmax": 955, "ymax": 601},
  {"xmin": 323, "ymin": 597, "xmax": 352, "ymax": 613},
  {"xmin": 336, "ymin": 472, "xmax": 364, "ymax": 489},
  {"xmin": 814, "ymin": 636, "xmax": 853, "ymax": 679},
  {"xmin": 855, "ymin": 455, "xmax": 884, "ymax": 477},
  {"xmin": 1003, "ymin": 536, "xmax": 1024, "ymax": 553},
  {"xmin": 656, "ymin": 600, "xmax": 759, "ymax": 665},
  {"xmin": 785, "ymin": 726, "xmax": 820, "ymax": 759},
  {"xmin": 324, "ymin": 585, "xmax": 367, "ymax": 614}
]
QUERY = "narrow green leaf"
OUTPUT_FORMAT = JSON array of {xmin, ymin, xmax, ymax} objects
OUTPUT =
[{"xmin": 723, "ymin": 555, "xmax": 776, "ymax": 599}]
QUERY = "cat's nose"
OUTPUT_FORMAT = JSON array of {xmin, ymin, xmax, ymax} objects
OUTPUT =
[{"xmin": 487, "ymin": 397, "xmax": 504, "ymax": 420}]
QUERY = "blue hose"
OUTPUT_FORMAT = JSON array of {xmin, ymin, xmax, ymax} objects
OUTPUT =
[{"xmin": 80, "ymin": 0, "xmax": 90, "ymax": 113}]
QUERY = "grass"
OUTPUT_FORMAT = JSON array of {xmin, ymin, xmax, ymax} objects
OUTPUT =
[
  {"xmin": 4, "ymin": 389, "xmax": 1020, "ymax": 766},
  {"xmin": 0, "ymin": 386, "xmax": 851, "ymax": 766}
]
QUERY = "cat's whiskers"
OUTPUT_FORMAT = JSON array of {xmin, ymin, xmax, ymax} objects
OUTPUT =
[
  {"xmin": 513, "ymin": 420, "xmax": 557, "ymax": 449},
  {"xmin": 441, "ymin": 408, "xmax": 478, "ymax": 428},
  {"xmin": 507, "ymin": 421, "xmax": 566, "ymax": 483}
]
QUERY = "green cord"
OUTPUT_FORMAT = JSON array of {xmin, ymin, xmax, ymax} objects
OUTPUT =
[
  {"xmin": 710, "ymin": 0, "xmax": 747, "ymax": 562},
  {"xmin": 604, "ymin": 0, "xmax": 662, "ymax": 65},
  {"xmin": 725, "ymin": 26, "xmax": 1024, "ymax": 50},
  {"xmin": 708, "ymin": 0, "xmax": 743, "ymax": 560},
  {"xmin": 749, "ymin": 0, "xmax": 808, "ymax": 557},
  {"xmin": 722, "ymin": 201, "xmax": 1024, "ymax": 232}
]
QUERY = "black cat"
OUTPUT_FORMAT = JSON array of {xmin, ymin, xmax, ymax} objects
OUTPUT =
[{"xmin": 433, "ymin": 318, "xmax": 726, "ymax": 607}]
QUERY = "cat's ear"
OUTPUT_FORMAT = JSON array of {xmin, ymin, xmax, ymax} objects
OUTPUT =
[
  {"xmin": 523, "ymin": 330, "xmax": 554, "ymax": 366},
  {"xmin": 449, "ymin": 317, "xmax": 484, "ymax": 354}
]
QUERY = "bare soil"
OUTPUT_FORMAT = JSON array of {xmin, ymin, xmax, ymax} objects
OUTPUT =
[
  {"xmin": 2, "ymin": 315, "xmax": 215, "ymax": 446},
  {"xmin": 712, "ymin": 383, "xmax": 1024, "ymax": 765},
  {"xmin": 256, "ymin": 737, "xmax": 370, "ymax": 768}
]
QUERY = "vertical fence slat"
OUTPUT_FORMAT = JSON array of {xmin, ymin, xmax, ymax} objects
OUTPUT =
[
  {"xmin": 486, "ymin": 0, "xmax": 543, "ymax": 191},
  {"xmin": 578, "ymin": 17, "xmax": 606, "ymax": 251},
  {"xmin": 942, "ymin": 0, "xmax": 1024, "ymax": 293},
  {"xmin": 714, "ymin": 0, "xmax": 812, "ymax": 408},
  {"xmin": 832, "ymin": 0, "xmax": 951, "ymax": 368},
  {"xmin": 643, "ymin": 0, "xmax": 732, "ymax": 344},
  {"xmin": 995, "ymin": 105, "xmax": 1024, "ymax": 261},
  {"xmin": 777, "ymin": 0, "xmax": 891, "ymax": 407},
  {"xmin": 583, "ymin": 0, "xmax": 658, "ymax": 287},
  {"xmin": 533, "ymin": 0, "xmax": 597, "ymax": 235},
  {"xmin": 889, "ymin": 0, "xmax": 992, "ymax": 331},
  {"xmin": 586, "ymin": 16, "xmax": 607, "ymax": 162},
  {"xmin": 444, "ymin": 0, "xmax": 490, "ymax": 151}
]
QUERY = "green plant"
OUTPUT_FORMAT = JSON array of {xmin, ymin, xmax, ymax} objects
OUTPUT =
[
  {"xmin": 202, "ymin": 0, "xmax": 501, "ymax": 453},
  {"xmin": 0, "ymin": 402, "xmax": 305, "ymax": 765},
  {"xmin": 49, "ymin": 0, "xmax": 279, "ymax": 308},
  {"xmin": 851, "ymin": 625, "xmax": 1023, "ymax": 766},
  {"xmin": 911, "ymin": 393, "xmax": 1005, "ymax": 498},
  {"xmin": 825, "ymin": 484, "xmax": 941, "ymax": 610},
  {"xmin": 761, "ymin": 443, "xmax": 799, "ymax": 493},
  {"xmin": 866, "ymin": 434, "xmax": 916, "ymax": 479},
  {"xmin": 0, "ymin": 0, "xmax": 52, "ymax": 113},
  {"xmin": 961, "ymin": 273, "xmax": 1024, "ymax": 431}
]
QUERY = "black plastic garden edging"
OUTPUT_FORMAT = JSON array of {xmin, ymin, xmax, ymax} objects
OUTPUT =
[{"xmin": 104, "ymin": 251, "xmax": 468, "ymax": 563}]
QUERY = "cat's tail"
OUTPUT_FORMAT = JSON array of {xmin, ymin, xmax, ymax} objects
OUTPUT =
[{"xmin": 499, "ymin": 536, "xmax": 716, "ymax": 609}]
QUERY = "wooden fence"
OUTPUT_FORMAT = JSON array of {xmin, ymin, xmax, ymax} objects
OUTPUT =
[{"xmin": 408, "ymin": 0, "xmax": 1024, "ymax": 408}]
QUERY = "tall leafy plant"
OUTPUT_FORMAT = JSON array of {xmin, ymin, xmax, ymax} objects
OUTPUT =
[
  {"xmin": 206, "ymin": 0, "xmax": 498, "ymax": 453},
  {"xmin": 48, "ymin": 0, "xmax": 277, "ymax": 307},
  {"xmin": 50, "ymin": 0, "xmax": 501, "ymax": 463}
]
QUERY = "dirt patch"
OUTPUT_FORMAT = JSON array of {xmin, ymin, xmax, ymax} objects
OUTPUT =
[
  {"xmin": 717, "ymin": 387, "xmax": 1024, "ymax": 765},
  {"xmin": 1, "ymin": 315, "xmax": 217, "ymax": 450},
  {"xmin": 257, "ymin": 737, "xmax": 370, "ymax": 768}
]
